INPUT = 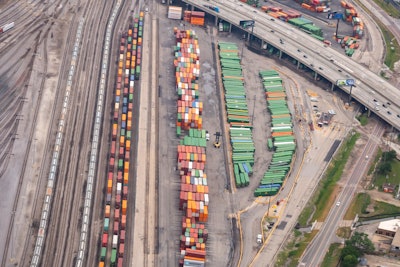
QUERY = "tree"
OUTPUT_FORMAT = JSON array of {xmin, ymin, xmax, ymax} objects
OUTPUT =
[
  {"xmin": 382, "ymin": 150, "xmax": 397, "ymax": 162},
  {"xmin": 342, "ymin": 254, "xmax": 358, "ymax": 267},
  {"xmin": 346, "ymin": 232, "xmax": 375, "ymax": 254},
  {"xmin": 377, "ymin": 161, "xmax": 392, "ymax": 175}
]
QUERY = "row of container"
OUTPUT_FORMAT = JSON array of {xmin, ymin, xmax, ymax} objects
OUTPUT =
[
  {"xmin": 218, "ymin": 42, "xmax": 255, "ymax": 188},
  {"xmin": 99, "ymin": 12, "xmax": 145, "ymax": 267},
  {"xmin": 173, "ymin": 28, "xmax": 208, "ymax": 267},
  {"xmin": 254, "ymin": 70, "xmax": 295, "ymax": 197},
  {"xmin": 183, "ymin": 11, "xmax": 206, "ymax": 26}
]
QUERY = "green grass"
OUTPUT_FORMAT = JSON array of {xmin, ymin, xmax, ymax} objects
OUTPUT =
[
  {"xmin": 275, "ymin": 231, "xmax": 318, "ymax": 267},
  {"xmin": 321, "ymin": 243, "xmax": 342, "ymax": 267},
  {"xmin": 337, "ymin": 227, "xmax": 352, "ymax": 239},
  {"xmin": 298, "ymin": 132, "xmax": 360, "ymax": 226},
  {"xmin": 313, "ymin": 132, "xmax": 360, "ymax": 220},
  {"xmin": 370, "ymin": 201, "xmax": 400, "ymax": 216},
  {"xmin": 356, "ymin": 113, "xmax": 368, "ymax": 126},
  {"xmin": 373, "ymin": 0, "xmax": 400, "ymax": 18},
  {"xmin": 345, "ymin": 193, "xmax": 371, "ymax": 219},
  {"xmin": 372, "ymin": 155, "xmax": 400, "ymax": 190}
]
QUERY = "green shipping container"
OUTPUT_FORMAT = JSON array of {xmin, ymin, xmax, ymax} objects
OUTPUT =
[
  {"xmin": 126, "ymin": 130, "xmax": 131, "ymax": 140},
  {"xmin": 111, "ymin": 248, "xmax": 117, "ymax": 265},
  {"xmin": 100, "ymin": 247, "xmax": 106, "ymax": 261},
  {"xmin": 120, "ymin": 128, "xmax": 125, "ymax": 137},
  {"xmin": 103, "ymin": 218, "xmax": 109, "ymax": 232},
  {"xmin": 118, "ymin": 159, "xmax": 123, "ymax": 170}
]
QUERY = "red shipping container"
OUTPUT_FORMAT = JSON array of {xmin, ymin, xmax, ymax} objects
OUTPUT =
[
  {"xmin": 125, "ymin": 151, "xmax": 130, "ymax": 161},
  {"xmin": 114, "ymin": 221, "xmax": 119, "ymax": 234},
  {"xmin": 114, "ymin": 111, "xmax": 119, "ymax": 122},
  {"xmin": 117, "ymin": 171, "xmax": 123, "ymax": 183},
  {"xmin": 108, "ymin": 172, "xmax": 113, "ymax": 181},
  {"xmin": 102, "ymin": 233, "xmax": 108, "ymax": 247},
  {"xmin": 116, "ymin": 194, "xmax": 121, "ymax": 209},
  {"xmin": 109, "ymin": 158, "xmax": 115, "ymax": 172},
  {"xmin": 119, "ymin": 243, "xmax": 125, "ymax": 257},
  {"xmin": 128, "ymin": 103, "xmax": 133, "ymax": 111},
  {"xmin": 119, "ymin": 147, "xmax": 124, "ymax": 159},
  {"xmin": 114, "ymin": 209, "xmax": 120, "ymax": 222},
  {"xmin": 123, "ymin": 186, "xmax": 128, "ymax": 200},
  {"xmin": 123, "ymin": 87, "xmax": 128, "ymax": 96},
  {"xmin": 120, "ymin": 230, "xmax": 126, "ymax": 243},
  {"xmin": 121, "ymin": 215, "xmax": 126, "ymax": 229},
  {"xmin": 111, "ymin": 141, "xmax": 116, "ymax": 157},
  {"xmin": 118, "ymin": 258, "xmax": 123, "ymax": 267}
]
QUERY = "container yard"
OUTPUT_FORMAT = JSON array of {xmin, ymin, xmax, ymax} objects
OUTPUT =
[
  {"xmin": 173, "ymin": 28, "xmax": 209, "ymax": 267},
  {"xmin": 254, "ymin": 70, "xmax": 296, "ymax": 197},
  {"xmin": 97, "ymin": 11, "xmax": 144, "ymax": 267},
  {"xmin": 218, "ymin": 42, "xmax": 255, "ymax": 188}
]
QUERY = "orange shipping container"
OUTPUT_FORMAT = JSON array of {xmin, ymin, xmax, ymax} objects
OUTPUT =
[
  {"xmin": 127, "ymin": 120, "xmax": 132, "ymax": 131},
  {"xmin": 124, "ymin": 161, "xmax": 129, "ymax": 173},
  {"xmin": 124, "ymin": 173, "xmax": 129, "ymax": 184},
  {"xmin": 126, "ymin": 140, "xmax": 131, "ymax": 151},
  {"xmin": 122, "ymin": 200, "xmax": 127, "ymax": 215},
  {"xmin": 107, "ymin": 180, "xmax": 113, "ymax": 194},
  {"xmin": 118, "ymin": 69, "xmax": 122, "ymax": 77},
  {"xmin": 122, "ymin": 113, "xmax": 126, "ymax": 122},
  {"xmin": 105, "ymin": 205, "xmax": 111, "ymax": 218},
  {"xmin": 127, "ymin": 111, "xmax": 132, "ymax": 121},
  {"xmin": 99, "ymin": 262, "xmax": 104, "ymax": 267},
  {"xmin": 121, "ymin": 215, "xmax": 126, "ymax": 229},
  {"xmin": 120, "ymin": 136, "xmax": 125, "ymax": 147}
]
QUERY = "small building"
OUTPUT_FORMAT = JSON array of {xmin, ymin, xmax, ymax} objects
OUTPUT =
[
  {"xmin": 376, "ymin": 219, "xmax": 400, "ymax": 238},
  {"xmin": 382, "ymin": 183, "xmax": 395, "ymax": 193}
]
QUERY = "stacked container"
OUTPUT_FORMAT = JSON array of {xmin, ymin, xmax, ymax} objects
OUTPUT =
[
  {"xmin": 254, "ymin": 70, "xmax": 296, "ymax": 197},
  {"xmin": 218, "ymin": 42, "xmax": 255, "ymax": 188},
  {"xmin": 98, "ymin": 11, "xmax": 144, "ymax": 267},
  {"xmin": 174, "ymin": 29, "xmax": 208, "ymax": 267}
]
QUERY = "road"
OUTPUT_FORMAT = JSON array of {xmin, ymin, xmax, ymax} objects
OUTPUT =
[
  {"xmin": 300, "ymin": 123, "xmax": 385, "ymax": 266},
  {"xmin": 182, "ymin": 0, "xmax": 400, "ymax": 130}
]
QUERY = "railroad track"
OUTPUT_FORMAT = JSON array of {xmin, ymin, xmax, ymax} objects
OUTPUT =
[
  {"xmin": 0, "ymin": 0, "xmax": 64, "ymax": 263},
  {"xmin": 37, "ymin": 0, "xmax": 116, "ymax": 266}
]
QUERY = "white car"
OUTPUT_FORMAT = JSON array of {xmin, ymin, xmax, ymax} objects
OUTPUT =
[
  {"xmin": 205, "ymin": 131, "xmax": 210, "ymax": 141},
  {"xmin": 336, "ymin": 201, "xmax": 341, "ymax": 206},
  {"xmin": 257, "ymin": 234, "xmax": 262, "ymax": 244}
]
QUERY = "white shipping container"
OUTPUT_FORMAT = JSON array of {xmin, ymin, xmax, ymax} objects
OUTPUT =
[
  {"xmin": 204, "ymin": 194, "xmax": 209, "ymax": 205},
  {"xmin": 168, "ymin": 6, "xmax": 182, "ymax": 20},
  {"xmin": 117, "ymin": 182, "xmax": 122, "ymax": 195},
  {"xmin": 112, "ymin": 235, "xmax": 118, "ymax": 248},
  {"xmin": 2, "ymin": 22, "xmax": 15, "ymax": 32}
]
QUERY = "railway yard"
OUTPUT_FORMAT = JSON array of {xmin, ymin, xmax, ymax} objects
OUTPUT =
[{"xmin": 1, "ymin": 0, "xmax": 400, "ymax": 267}]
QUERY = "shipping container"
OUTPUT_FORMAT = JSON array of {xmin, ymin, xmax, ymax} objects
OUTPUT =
[
  {"xmin": 122, "ymin": 200, "xmax": 127, "ymax": 215},
  {"xmin": 121, "ymin": 215, "xmax": 126, "ymax": 230},
  {"xmin": 109, "ymin": 157, "xmax": 115, "ymax": 172},
  {"xmin": 120, "ymin": 230, "xmax": 126, "ymax": 243},
  {"xmin": 117, "ymin": 171, "xmax": 123, "ymax": 183},
  {"xmin": 114, "ymin": 221, "xmax": 119, "ymax": 234},
  {"xmin": 106, "ymin": 193, "xmax": 112, "ymax": 205},
  {"xmin": 123, "ymin": 186, "xmax": 128, "ymax": 199},
  {"xmin": 102, "ymin": 233, "xmax": 108, "ymax": 247},
  {"xmin": 105, "ymin": 205, "xmax": 110, "ymax": 218},
  {"xmin": 111, "ymin": 248, "xmax": 117, "ymax": 265},
  {"xmin": 100, "ymin": 247, "xmax": 106, "ymax": 261},
  {"xmin": 103, "ymin": 218, "xmax": 109, "ymax": 232},
  {"xmin": 114, "ymin": 209, "xmax": 120, "ymax": 222},
  {"xmin": 116, "ymin": 194, "xmax": 121, "ymax": 209},
  {"xmin": 112, "ymin": 235, "xmax": 118, "ymax": 248},
  {"xmin": 119, "ymin": 243, "xmax": 125, "ymax": 257}
]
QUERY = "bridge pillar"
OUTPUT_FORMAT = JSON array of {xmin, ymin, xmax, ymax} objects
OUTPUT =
[
  {"xmin": 229, "ymin": 23, "xmax": 232, "ymax": 33},
  {"xmin": 297, "ymin": 61, "xmax": 300, "ymax": 69},
  {"xmin": 191, "ymin": 5, "xmax": 194, "ymax": 11},
  {"xmin": 330, "ymin": 83, "xmax": 335, "ymax": 91},
  {"xmin": 314, "ymin": 72, "xmax": 318, "ymax": 80},
  {"xmin": 279, "ymin": 50, "xmax": 282, "ymax": 59},
  {"xmin": 215, "ymin": 16, "xmax": 218, "ymax": 26}
]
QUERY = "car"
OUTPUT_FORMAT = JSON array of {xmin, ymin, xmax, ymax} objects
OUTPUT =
[
  {"xmin": 303, "ymin": 54, "xmax": 308, "ymax": 58},
  {"xmin": 373, "ymin": 99, "xmax": 377, "ymax": 102},
  {"xmin": 375, "ymin": 106, "xmax": 380, "ymax": 111},
  {"xmin": 319, "ymin": 67, "xmax": 323, "ymax": 70},
  {"xmin": 205, "ymin": 131, "xmax": 210, "ymax": 141},
  {"xmin": 336, "ymin": 201, "xmax": 341, "ymax": 206},
  {"xmin": 338, "ymin": 69, "xmax": 342, "ymax": 72},
  {"xmin": 383, "ymin": 104, "xmax": 386, "ymax": 108},
  {"xmin": 387, "ymin": 102, "xmax": 391, "ymax": 105},
  {"xmin": 257, "ymin": 234, "xmax": 263, "ymax": 244},
  {"xmin": 297, "ymin": 49, "xmax": 301, "ymax": 52},
  {"xmin": 387, "ymin": 111, "xmax": 392, "ymax": 115},
  {"xmin": 397, "ymin": 114, "xmax": 400, "ymax": 118},
  {"xmin": 365, "ymin": 155, "xmax": 369, "ymax": 159}
]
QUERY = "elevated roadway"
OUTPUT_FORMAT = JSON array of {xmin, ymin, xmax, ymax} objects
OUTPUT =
[{"xmin": 182, "ymin": 0, "xmax": 400, "ymax": 130}]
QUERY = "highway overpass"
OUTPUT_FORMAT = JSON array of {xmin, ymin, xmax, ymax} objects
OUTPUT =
[{"xmin": 181, "ymin": 0, "xmax": 400, "ymax": 130}]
